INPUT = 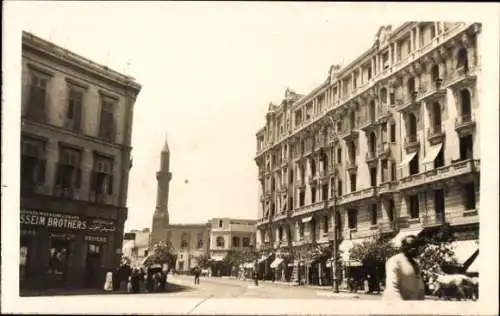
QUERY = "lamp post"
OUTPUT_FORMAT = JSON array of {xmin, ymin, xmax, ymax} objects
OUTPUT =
[{"xmin": 325, "ymin": 114, "xmax": 339, "ymax": 293}]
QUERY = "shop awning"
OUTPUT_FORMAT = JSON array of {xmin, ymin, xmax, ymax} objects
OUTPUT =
[
  {"xmin": 422, "ymin": 143, "xmax": 443, "ymax": 165},
  {"xmin": 399, "ymin": 151, "xmax": 417, "ymax": 168},
  {"xmin": 466, "ymin": 253, "xmax": 479, "ymax": 273},
  {"xmin": 270, "ymin": 258, "xmax": 284, "ymax": 269},
  {"xmin": 390, "ymin": 228, "xmax": 424, "ymax": 248},
  {"xmin": 211, "ymin": 254, "xmax": 226, "ymax": 262},
  {"xmin": 451, "ymin": 240, "xmax": 479, "ymax": 266},
  {"xmin": 302, "ymin": 216, "xmax": 312, "ymax": 223},
  {"xmin": 338, "ymin": 239, "xmax": 365, "ymax": 262}
]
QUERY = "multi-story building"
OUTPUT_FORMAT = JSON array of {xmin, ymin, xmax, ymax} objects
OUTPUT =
[
  {"xmin": 254, "ymin": 22, "xmax": 481, "ymax": 285},
  {"xmin": 20, "ymin": 31, "xmax": 142, "ymax": 290},
  {"xmin": 209, "ymin": 218, "xmax": 257, "ymax": 276},
  {"xmin": 122, "ymin": 228, "xmax": 151, "ymax": 267}
]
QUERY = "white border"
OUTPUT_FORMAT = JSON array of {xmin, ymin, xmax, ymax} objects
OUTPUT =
[{"xmin": 2, "ymin": 2, "xmax": 499, "ymax": 315}]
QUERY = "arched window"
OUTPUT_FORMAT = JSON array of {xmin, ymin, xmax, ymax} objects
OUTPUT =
[
  {"xmin": 369, "ymin": 100, "xmax": 376, "ymax": 122},
  {"xmin": 349, "ymin": 111, "xmax": 356, "ymax": 128},
  {"xmin": 320, "ymin": 152, "xmax": 328, "ymax": 173},
  {"xmin": 278, "ymin": 226, "xmax": 283, "ymax": 241},
  {"xmin": 242, "ymin": 237, "xmax": 250, "ymax": 247},
  {"xmin": 369, "ymin": 132, "xmax": 377, "ymax": 154},
  {"xmin": 310, "ymin": 159, "xmax": 316, "ymax": 176},
  {"xmin": 380, "ymin": 88, "xmax": 388, "ymax": 104},
  {"xmin": 432, "ymin": 102, "xmax": 442, "ymax": 131},
  {"xmin": 457, "ymin": 48, "xmax": 469, "ymax": 71},
  {"xmin": 407, "ymin": 77, "xmax": 416, "ymax": 94},
  {"xmin": 431, "ymin": 65, "xmax": 440, "ymax": 82},
  {"xmin": 216, "ymin": 236, "xmax": 225, "ymax": 247},
  {"xmin": 407, "ymin": 113, "xmax": 417, "ymax": 138},
  {"xmin": 460, "ymin": 89, "xmax": 472, "ymax": 118},
  {"xmin": 348, "ymin": 141, "xmax": 356, "ymax": 161},
  {"xmin": 181, "ymin": 233, "xmax": 189, "ymax": 249},
  {"xmin": 232, "ymin": 236, "xmax": 240, "ymax": 247}
]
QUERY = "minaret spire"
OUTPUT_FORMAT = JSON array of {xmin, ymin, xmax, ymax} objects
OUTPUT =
[{"xmin": 151, "ymin": 134, "xmax": 172, "ymax": 247}]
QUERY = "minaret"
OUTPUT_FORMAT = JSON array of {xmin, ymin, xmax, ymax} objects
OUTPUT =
[{"xmin": 151, "ymin": 134, "xmax": 172, "ymax": 246}]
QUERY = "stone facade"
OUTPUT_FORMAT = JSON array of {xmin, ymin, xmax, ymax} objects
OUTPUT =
[
  {"xmin": 209, "ymin": 218, "xmax": 257, "ymax": 259},
  {"xmin": 254, "ymin": 22, "xmax": 481, "ymax": 261},
  {"xmin": 20, "ymin": 31, "xmax": 141, "ymax": 290}
]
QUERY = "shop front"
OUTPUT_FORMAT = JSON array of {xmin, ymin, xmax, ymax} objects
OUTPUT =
[{"xmin": 20, "ymin": 207, "xmax": 123, "ymax": 291}]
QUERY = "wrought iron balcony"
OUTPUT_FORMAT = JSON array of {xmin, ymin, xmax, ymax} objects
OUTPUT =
[
  {"xmin": 340, "ymin": 124, "xmax": 359, "ymax": 141},
  {"xmin": 396, "ymin": 90, "xmax": 419, "ymax": 113},
  {"xmin": 416, "ymin": 79, "xmax": 446, "ymax": 104},
  {"xmin": 377, "ymin": 103, "xmax": 392, "ymax": 122}
]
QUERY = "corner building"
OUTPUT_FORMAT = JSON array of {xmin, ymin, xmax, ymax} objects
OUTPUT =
[
  {"xmin": 20, "ymin": 32, "xmax": 141, "ymax": 290},
  {"xmin": 254, "ymin": 22, "xmax": 481, "ymax": 286}
]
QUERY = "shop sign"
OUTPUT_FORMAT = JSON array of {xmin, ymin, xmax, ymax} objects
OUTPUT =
[
  {"xmin": 85, "ymin": 235, "xmax": 108, "ymax": 243},
  {"xmin": 20, "ymin": 209, "xmax": 117, "ymax": 233}
]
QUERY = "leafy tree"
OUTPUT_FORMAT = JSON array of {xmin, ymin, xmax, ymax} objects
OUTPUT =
[
  {"xmin": 196, "ymin": 253, "xmax": 211, "ymax": 269},
  {"xmin": 143, "ymin": 241, "xmax": 177, "ymax": 272},
  {"xmin": 350, "ymin": 235, "xmax": 398, "ymax": 268},
  {"xmin": 418, "ymin": 224, "xmax": 457, "ymax": 281}
]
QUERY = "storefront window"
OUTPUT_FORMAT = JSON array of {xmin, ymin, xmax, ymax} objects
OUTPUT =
[{"xmin": 48, "ymin": 239, "xmax": 69, "ymax": 277}]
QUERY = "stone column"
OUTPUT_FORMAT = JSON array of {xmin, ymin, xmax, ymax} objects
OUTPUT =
[
  {"xmin": 416, "ymin": 26, "xmax": 420, "ymax": 49},
  {"xmin": 410, "ymin": 29, "xmax": 414, "ymax": 52}
]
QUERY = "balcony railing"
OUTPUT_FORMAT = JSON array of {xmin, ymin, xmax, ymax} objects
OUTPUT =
[
  {"xmin": 404, "ymin": 135, "xmax": 420, "ymax": 151},
  {"xmin": 427, "ymin": 124, "xmax": 445, "ymax": 144},
  {"xmin": 346, "ymin": 160, "xmax": 357, "ymax": 172},
  {"xmin": 399, "ymin": 159, "xmax": 480, "ymax": 191},
  {"xmin": 308, "ymin": 174, "xmax": 318, "ymax": 185},
  {"xmin": 377, "ymin": 103, "xmax": 392, "ymax": 121},
  {"xmin": 377, "ymin": 180, "xmax": 399, "ymax": 195},
  {"xmin": 337, "ymin": 187, "xmax": 377, "ymax": 205},
  {"xmin": 376, "ymin": 142, "xmax": 391, "ymax": 158},
  {"xmin": 422, "ymin": 212, "xmax": 445, "ymax": 227},
  {"xmin": 416, "ymin": 79, "xmax": 446, "ymax": 104},
  {"xmin": 340, "ymin": 124, "xmax": 359, "ymax": 141},
  {"xmin": 455, "ymin": 113, "xmax": 476, "ymax": 133},
  {"xmin": 365, "ymin": 151, "xmax": 377, "ymax": 164}
]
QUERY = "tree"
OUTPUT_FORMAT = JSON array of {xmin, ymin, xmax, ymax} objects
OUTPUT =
[
  {"xmin": 143, "ymin": 241, "xmax": 177, "ymax": 272},
  {"xmin": 196, "ymin": 253, "xmax": 211, "ymax": 269},
  {"xmin": 350, "ymin": 235, "xmax": 398, "ymax": 268},
  {"xmin": 418, "ymin": 224, "xmax": 457, "ymax": 281}
]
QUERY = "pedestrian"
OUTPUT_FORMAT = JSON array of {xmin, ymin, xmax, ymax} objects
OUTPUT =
[
  {"xmin": 159, "ymin": 272, "xmax": 167, "ymax": 292},
  {"xmin": 383, "ymin": 235, "xmax": 425, "ymax": 301},
  {"xmin": 131, "ymin": 269, "xmax": 140, "ymax": 293},
  {"xmin": 193, "ymin": 266, "xmax": 201, "ymax": 285},
  {"xmin": 112, "ymin": 268, "xmax": 120, "ymax": 291}
]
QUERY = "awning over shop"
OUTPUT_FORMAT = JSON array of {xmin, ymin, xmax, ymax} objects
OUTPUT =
[
  {"xmin": 422, "ymin": 143, "xmax": 443, "ymax": 165},
  {"xmin": 302, "ymin": 217, "xmax": 312, "ymax": 223},
  {"xmin": 451, "ymin": 240, "xmax": 479, "ymax": 266},
  {"xmin": 270, "ymin": 258, "xmax": 284, "ymax": 269},
  {"xmin": 211, "ymin": 254, "xmax": 226, "ymax": 262},
  {"xmin": 399, "ymin": 151, "xmax": 417, "ymax": 168},
  {"xmin": 338, "ymin": 239, "xmax": 364, "ymax": 263},
  {"xmin": 466, "ymin": 253, "xmax": 479, "ymax": 273},
  {"xmin": 390, "ymin": 228, "xmax": 424, "ymax": 248}
]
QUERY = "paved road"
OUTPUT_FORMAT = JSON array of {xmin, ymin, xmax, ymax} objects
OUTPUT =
[{"xmin": 164, "ymin": 275, "xmax": 381, "ymax": 299}]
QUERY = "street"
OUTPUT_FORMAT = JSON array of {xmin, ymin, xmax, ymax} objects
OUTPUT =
[{"xmin": 162, "ymin": 275, "xmax": 380, "ymax": 299}]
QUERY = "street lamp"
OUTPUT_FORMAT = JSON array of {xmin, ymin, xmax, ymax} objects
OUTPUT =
[{"xmin": 325, "ymin": 114, "xmax": 339, "ymax": 293}]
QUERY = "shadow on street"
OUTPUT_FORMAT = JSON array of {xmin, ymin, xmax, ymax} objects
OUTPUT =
[{"xmin": 20, "ymin": 282, "xmax": 193, "ymax": 297}]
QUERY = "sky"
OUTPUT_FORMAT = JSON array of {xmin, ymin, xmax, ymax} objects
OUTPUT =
[{"xmin": 6, "ymin": 2, "xmax": 490, "ymax": 232}]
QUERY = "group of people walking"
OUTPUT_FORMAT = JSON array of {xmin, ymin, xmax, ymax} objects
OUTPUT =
[{"xmin": 106, "ymin": 262, "xmax": 169, "ymax": 293}]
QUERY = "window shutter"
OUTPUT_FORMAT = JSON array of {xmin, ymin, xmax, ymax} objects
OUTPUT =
[
  {"xmin": 107, "ymin": 175, "xmax": 113, "ymax": 195},
  {"xmin": 74, "ymin": 168, "xmax": 82, "ymax": 189},
  {"xmin": 37, "ymin": 159, "xmax": 46, "ymax": 183}
]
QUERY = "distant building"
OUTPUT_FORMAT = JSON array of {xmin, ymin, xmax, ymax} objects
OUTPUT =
[
  {"xmin": 209, "ymin": 218, "xmax": 257, "ymax": 276},
  {"xmin": 20, "ymin": 31, "xmax": 141, "ymax": 290},
  {"xmin": 122, "ymin": 228, "xmax": 151, "ymax": 267}
]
